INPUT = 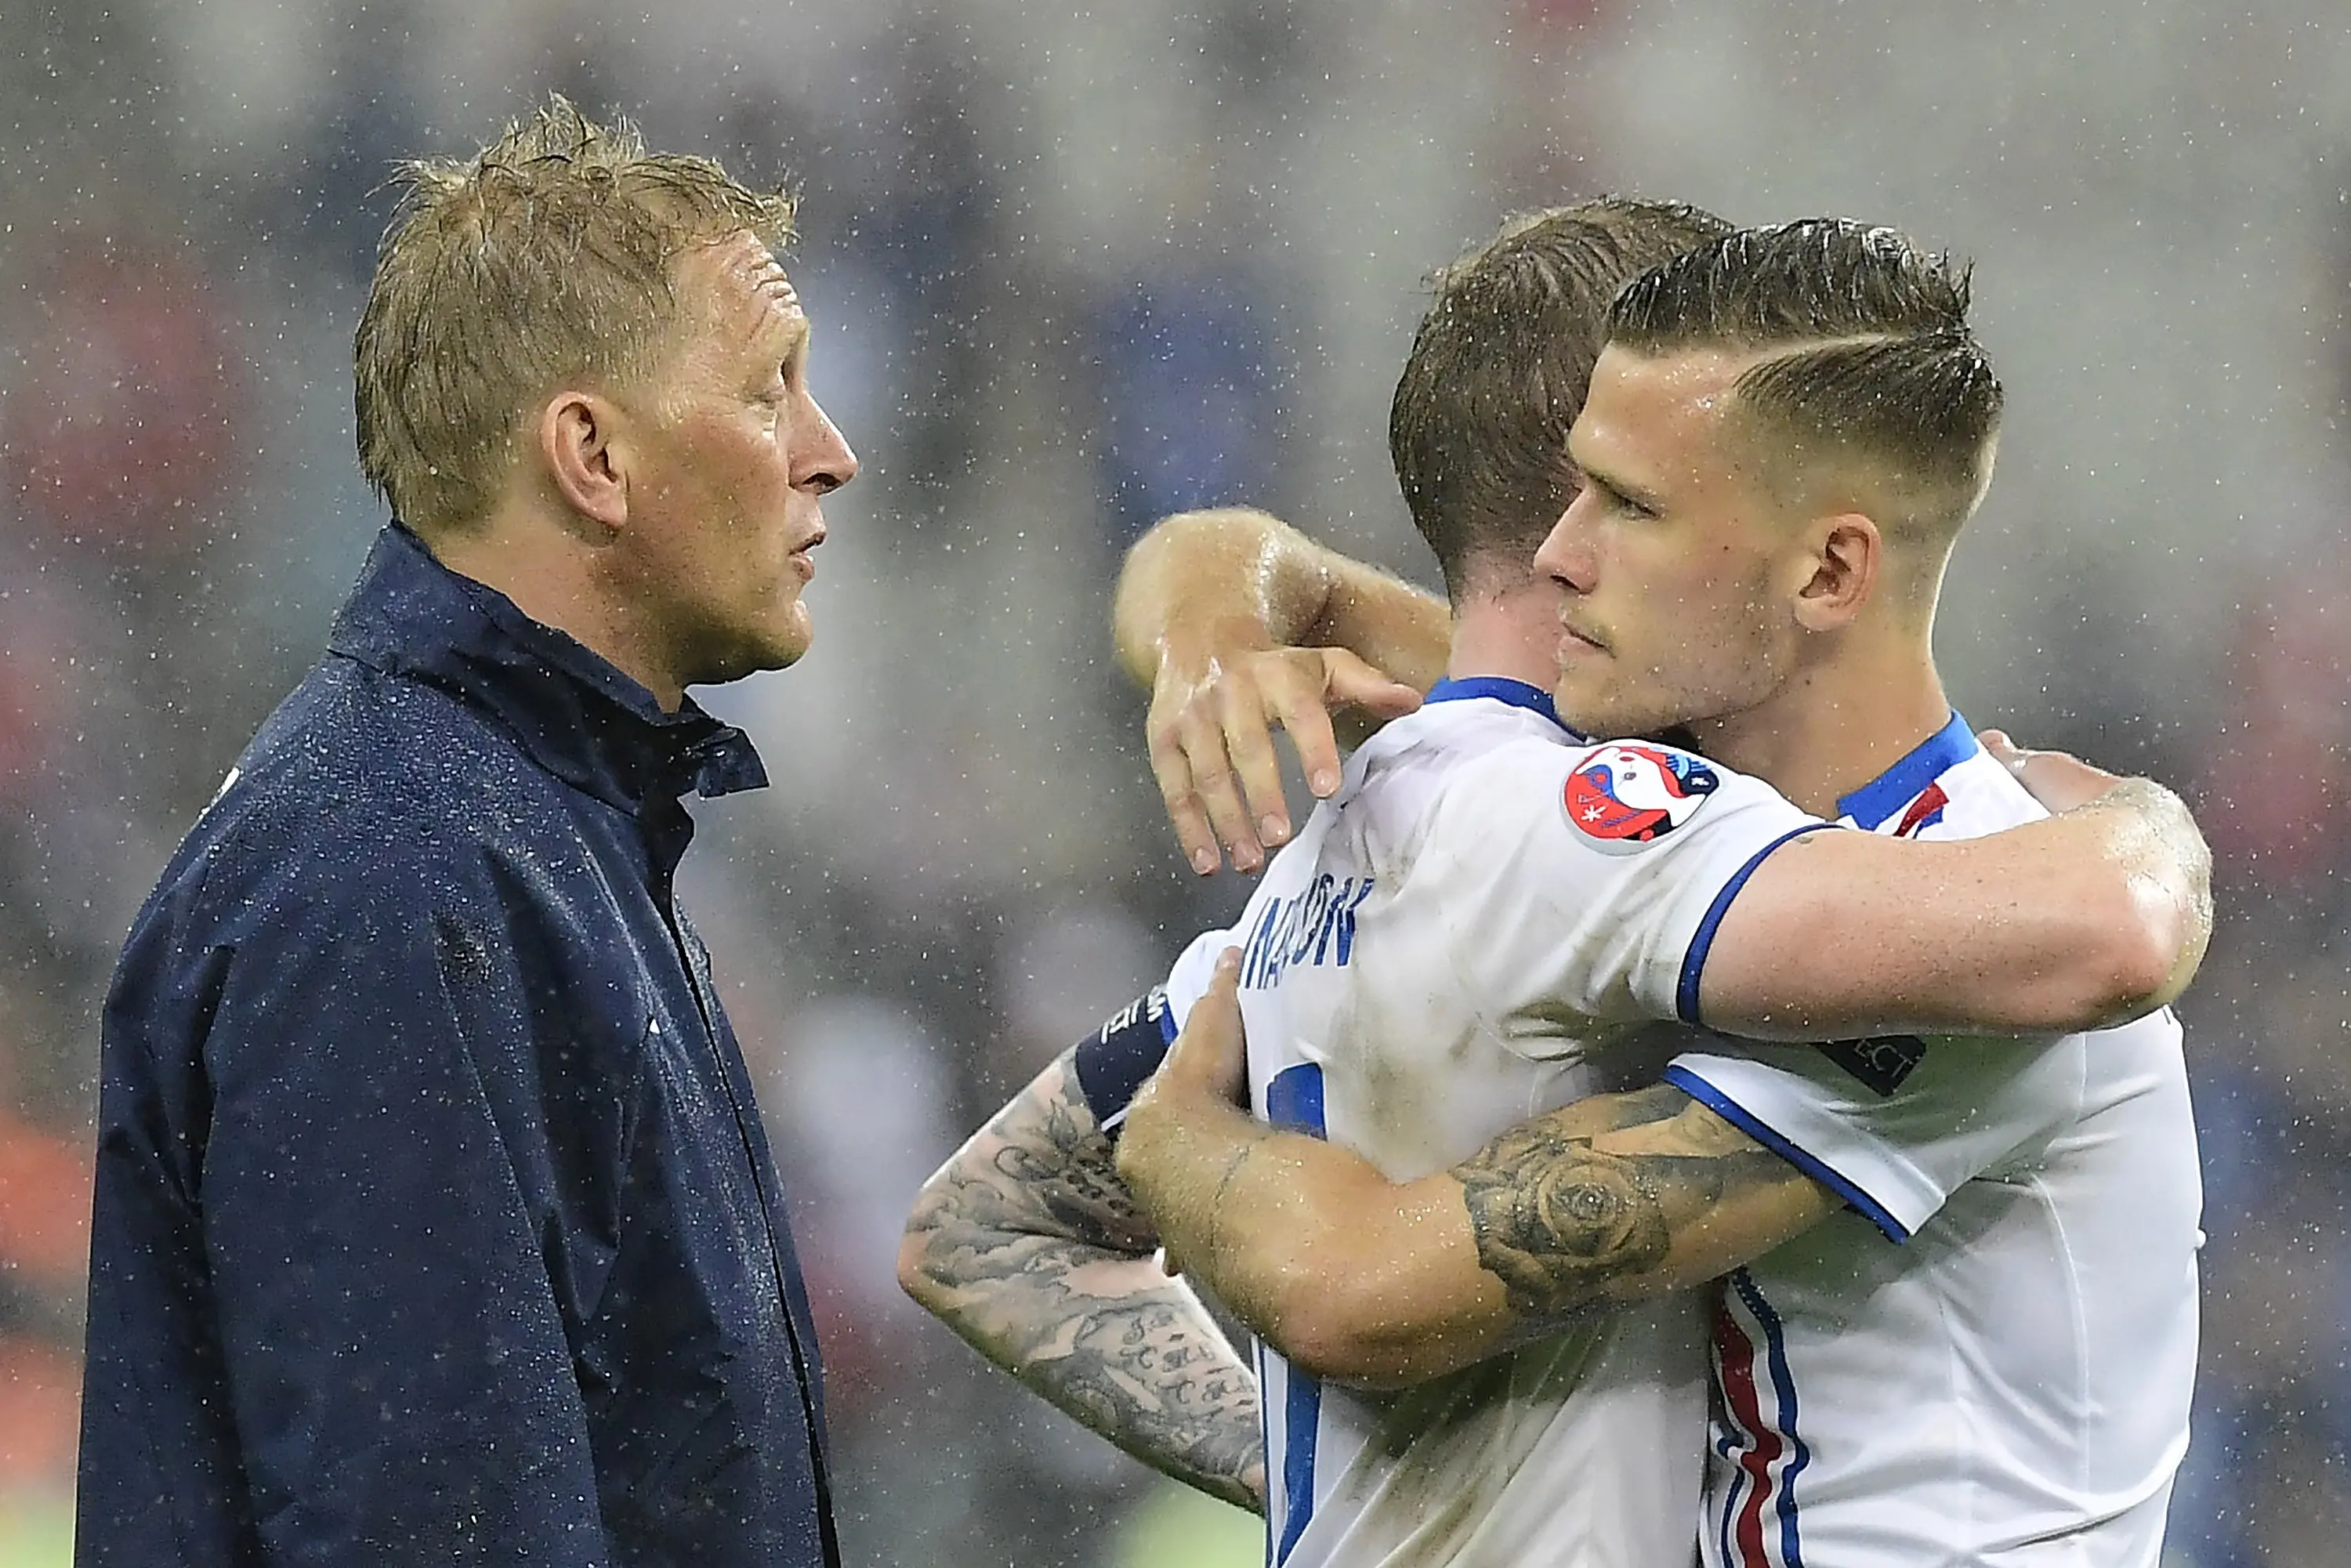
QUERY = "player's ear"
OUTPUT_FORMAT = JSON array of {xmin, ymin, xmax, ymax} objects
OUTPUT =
[
  {"xmin": 539, "ymin": 389, "xmax": 629, "ymax": 534},
  {"xmin": 1791, "ymin": 512, "xmax": 1878, "ymax": 632}
]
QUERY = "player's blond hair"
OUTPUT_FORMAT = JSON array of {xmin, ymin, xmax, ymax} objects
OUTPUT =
[
  {"xmin": 1388, "ymin": 198, "xmax": 1731, "ymax": 603},
  {"xmin": 354, "ymin": 95, "xmax": 797, "ymax": 534}
]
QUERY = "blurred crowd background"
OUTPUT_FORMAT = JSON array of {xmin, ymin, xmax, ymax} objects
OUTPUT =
[{"xmin": 2, "ymin": 1, "xmax": 2348, "ymax": 1563}]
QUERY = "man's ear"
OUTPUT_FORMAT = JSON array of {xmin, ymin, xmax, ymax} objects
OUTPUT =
[
  {"xmin": 538, "ymin": 390, "xmax": 629, "ymax": 533},
  {"xmin": 1791, "ymin": 512, "xmax": 1880, "ymax": 632}
]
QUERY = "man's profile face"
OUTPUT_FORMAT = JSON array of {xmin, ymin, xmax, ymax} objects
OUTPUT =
[
  {"xmin": 619, "ymin": 231, "xmax": 857, "ymax": 686},
  {"xmin": 1534, "ymin": 345, "xmax": 1804, "ymax": 737}
]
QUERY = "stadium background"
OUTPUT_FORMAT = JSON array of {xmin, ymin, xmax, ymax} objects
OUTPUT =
[{"xmin": 2, "ymin": 0, "xmax": 2346, "ymax": 1562}]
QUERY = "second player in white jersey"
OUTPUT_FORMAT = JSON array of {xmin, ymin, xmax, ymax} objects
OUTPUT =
[
  {"xmin": 1665, "ymin": 713, "xmax": 2200, "ymax": 1568},
  {"xmin": 1152, "ymin": 678, "xmax": 1825, "ymax": 1568}
]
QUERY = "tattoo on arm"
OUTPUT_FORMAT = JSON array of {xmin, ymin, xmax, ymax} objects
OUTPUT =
[
  {"xmin": 1457, "ymin": 1085, "xmax": 1821, "ymax": 1334},
  {"xmin": 904, "ymin": 1056, "xmax": 1265, "ymax": 1512}
]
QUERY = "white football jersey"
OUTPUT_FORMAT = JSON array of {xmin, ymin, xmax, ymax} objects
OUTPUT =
[
  {"xmin": 1154, "ymin": 679, "xmax": 1824, "ymax": 1568},
  {"xmin": 1664, "ymin": 714, "xmax": 2201, "ymax": 1568}
]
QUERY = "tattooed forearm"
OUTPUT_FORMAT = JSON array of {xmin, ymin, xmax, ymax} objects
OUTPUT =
[
  {"xmin": 1457, "ymin": 1087, "xmax": 1824, "ymax": 1334},
  {"xmin": 902, "ymin": 1056, "xmax": 1266, "ymax": 1512},
  {"xmin": 1460, "ymin": 1123, "xmax": 1675, "ymax": 1317}
]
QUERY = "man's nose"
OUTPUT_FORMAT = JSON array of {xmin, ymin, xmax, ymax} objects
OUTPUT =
[
  {"xmin": 801, "ymin": 397, "xmax": 858, "ymax": 492},
  {"xmin": 1533, "ymin": 494, "xmax": 1597, "ymax": 593}
]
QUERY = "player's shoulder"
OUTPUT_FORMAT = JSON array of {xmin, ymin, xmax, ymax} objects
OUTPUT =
[
  {"xmin": 1350, "ymin": 697, "xmax": 1576, "ymax": 784},
  {"xmin": 1328, "ymin": 703, "xmax": 1570, "ymax": 850},
  {"xmin": 1437, "ymin": 733, "xmax": 1770, "ymax": 846}
]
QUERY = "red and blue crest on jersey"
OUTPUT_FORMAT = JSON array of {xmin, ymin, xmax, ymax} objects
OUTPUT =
[{"xmin": 1563, "ymin": 742, "xmax": 1720, "ymax": 848}]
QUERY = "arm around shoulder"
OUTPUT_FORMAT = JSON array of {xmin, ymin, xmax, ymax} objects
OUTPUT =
[
  {"xmin": 1122, "ymin": 1073, "xmax": 1832, "ymax": 1389},
  {"xmin": 1110, "ymin": 507, "xmax": 1448, "ymax": 692},
  {"xmin": 1697, "ymin": 777, "xmax": 2212, "ymax": 1040},
  {"xmin": 1111, "ymin": 508, "xmax": 1444, "ymax": 873}
]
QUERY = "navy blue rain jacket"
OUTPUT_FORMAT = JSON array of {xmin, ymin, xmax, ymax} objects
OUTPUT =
[{"xmin": 78, "ymin": 525, "xmax": 839, "ymax": 1566}]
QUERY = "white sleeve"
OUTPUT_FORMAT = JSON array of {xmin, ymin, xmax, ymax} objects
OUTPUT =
[
  {"xmin": 1428, "ymin": 737, "xmax": 1826, "ymax": 1031},
  {"xmin": 1661, "ymin": 1032, "xmax": 2081, "ymax": 1241}
]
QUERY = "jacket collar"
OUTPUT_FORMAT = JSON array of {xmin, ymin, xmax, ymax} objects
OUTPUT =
[{"xmin": 327, "ymin": 524, "xmax": 770, "ymax": 813}]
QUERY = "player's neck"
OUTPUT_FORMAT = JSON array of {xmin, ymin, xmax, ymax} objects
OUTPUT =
[
  {"xmin": 1689, "ymin": 618, "xmax": 1951, "ymax": 819},
  {"xmin": 1442, "ymin": 578, "xmax": 1566, "ymax": 692}
]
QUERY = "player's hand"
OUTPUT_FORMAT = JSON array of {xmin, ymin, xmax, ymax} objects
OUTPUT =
[
  {"xmin": 1979, "ymin": 729, "xmax": 2121, "ymax": 814},
  {"xmin": 1148, "ymin": 643, "xmax": 1422, "ymax": 875},
  {"xmin": 1153, "ymin": 947, "xmax": 1251, "ymax": 1112},
  {"xmin": 1123, "ymin": 948, "xmax": 1250, "ymax": 1282}
]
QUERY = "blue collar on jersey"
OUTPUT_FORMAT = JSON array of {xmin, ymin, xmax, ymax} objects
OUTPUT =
[
  {"xmin": 1422, "ymin": 675, "xmax": 1581, "ymax": 737},
  {"xmin": 1835, "ymin": 709, "xmax": 1977, "ymax": 829}
]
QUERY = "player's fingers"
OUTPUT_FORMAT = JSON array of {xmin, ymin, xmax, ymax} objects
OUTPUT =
[
  {"xmin": 1262, "ymin": 657, "xmax": 1347, "ymax": 799},
  {"xmin": 1215, "ymin": 667, "xmax": 1299, "ymax": 849},
  {"xmin": 1320, "ymin": 648, "xmax": 1425, "ymax": 723},
  {"xmin": 1978, "ymin": 728, "xmax": 2119, "ymax": 814},
  {"xmin": 1178, "ymin": 706, "xmax": 1265, "ymax": 873},
  {"xmin": 1148, "ymin": 709, "xmax": 1225, "ymax": 875},
  {"xmin": 2023, "ymin": 753, "xmax": 2123, "ymax": 814},
  {"xmin": 1202, "ymin": 950, "xmax": 1252, "ymax": 1104},
  {"xmin": 1165, "ymin": 947, "xmax": 1247, "ymax": 1099}
]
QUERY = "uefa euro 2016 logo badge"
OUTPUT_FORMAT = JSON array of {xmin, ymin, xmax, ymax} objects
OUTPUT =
[{"xmin": 1562, "ymin": 743, "xmax": 1720, "ymax": 851}]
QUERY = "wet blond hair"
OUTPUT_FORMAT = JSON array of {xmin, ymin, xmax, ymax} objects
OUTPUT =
[
  {"xmin": 1388, "ymin": 197, "xmax": 1731, "ymax": 602},
  {"xmin": 354, "ymin": 95, "xmax": 796, "ymax": 533}
]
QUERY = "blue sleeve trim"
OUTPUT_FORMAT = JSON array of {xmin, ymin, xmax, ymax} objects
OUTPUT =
[
  {"xmin": 1662, "ymin": 1065, "xmax": 1911, "ymax": 1244},
  {"xmin": 1676, "ymin": 823, "xmax": 1838, "ymax": 1027},
  {"xmin": 1072, "ymin": 988, "xmax": 1174, "ymax": 1136}
]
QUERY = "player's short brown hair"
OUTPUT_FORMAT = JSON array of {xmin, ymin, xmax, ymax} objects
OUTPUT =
[
  {"xmin": 1608, "ymin": 219, "xmax": 2005, "ymax": 547},
  {"xmin": 1388, "ymin": 197, "xmax": 1733, "ymax": 602},
  {"xmin": 354, "ymin": 95, "xmax": 797, "ymax": 534}
]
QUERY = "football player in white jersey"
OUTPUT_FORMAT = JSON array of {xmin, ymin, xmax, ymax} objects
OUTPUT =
[
  {"xmin": 1117, "ymin": 220, "xmax": 2202, "ymax": 1567},
  {"xmin": 899, "ymin": 205, "xmax": 2210, "ymax": 1566}
]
